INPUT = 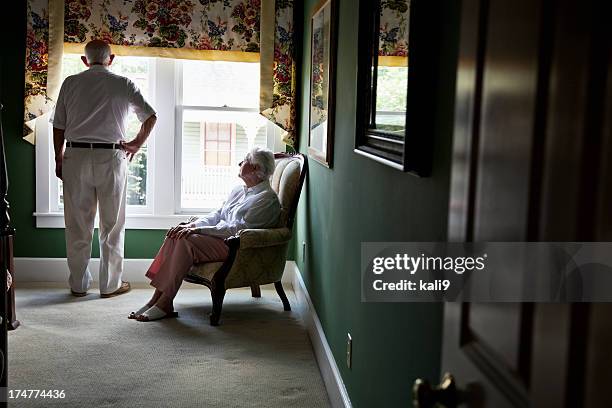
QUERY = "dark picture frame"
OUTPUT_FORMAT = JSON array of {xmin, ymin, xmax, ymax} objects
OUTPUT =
[{"xmin": 308, "ymin": 0, "xmax": 337, "ymax": 168}]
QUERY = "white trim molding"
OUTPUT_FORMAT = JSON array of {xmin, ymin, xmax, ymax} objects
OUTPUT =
[
  {"xmin": 14, "ymin": 258, "xmax": 295, "ymax": 286},
  {"xmin": 288, "ymin": 261, "xmax": 353, "ymax": 408},
  {"xmin": 14, "ymin": 258, "xmax": 156, "ymax": 285}
]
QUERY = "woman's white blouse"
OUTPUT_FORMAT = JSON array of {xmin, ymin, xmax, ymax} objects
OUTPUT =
[{"xmin": 192, "ymin": 180, "xmax": 280, "ymax": 238}]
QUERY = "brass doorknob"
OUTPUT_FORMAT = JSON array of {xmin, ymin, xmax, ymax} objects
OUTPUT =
[{"xmin": 413, "ymin": 372, "xmax": 459, "ymax": 408}]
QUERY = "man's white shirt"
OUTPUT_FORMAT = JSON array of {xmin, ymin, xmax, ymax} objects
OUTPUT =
[
  {"xmin": 52, "ymin": 65, "xmax": 156, "ymax": 142},
  {"xmin": 192, "ymin": 180, "xmax": 281, "ymax": 238}
]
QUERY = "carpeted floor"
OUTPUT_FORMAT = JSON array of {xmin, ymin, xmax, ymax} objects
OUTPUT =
[{"xmin": 8, "ymin": 286, "xmax": 330, "ymax": 408}]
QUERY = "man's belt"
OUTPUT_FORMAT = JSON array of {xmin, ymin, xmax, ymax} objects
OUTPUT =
[{"xmin": 66, "ymin": 141, "xmax": 121, "ymax": 149}]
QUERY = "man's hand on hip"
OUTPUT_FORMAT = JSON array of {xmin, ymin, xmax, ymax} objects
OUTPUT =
[
  {"xmin": 119, "ymin": 139, "xmax": 142, "ymax": 162},
  {"xmin": 120, "ymin": 115, "xmax": 157, "ymax": 162}
]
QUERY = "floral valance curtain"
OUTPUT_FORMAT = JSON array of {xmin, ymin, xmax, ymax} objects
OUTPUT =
[
  {"xmin": 63, "ymin": 0, "xmax": 261, "ymax": 61},
  {"xmin": 24, "ymin": 0, "xmax": 296, "ymax": 147},
  {"xmin": 379, "ymin": 0, "xmax": 410, "ymax": 67}
]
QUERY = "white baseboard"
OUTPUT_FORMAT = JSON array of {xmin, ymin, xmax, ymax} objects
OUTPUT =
[
  {"xmin": 287, "ymin": 261, "xmax": 352, "ymax": 408},
  {"xmin": 14, "ymin": 258, "xmax": 295, "ymax": 287},
  {"xmin": 14, "ymin": 258, "xmax": 155, "ymax": 285}
]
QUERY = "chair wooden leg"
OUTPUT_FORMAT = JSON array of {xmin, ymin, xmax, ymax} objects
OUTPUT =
[
  {"xmin": 274, "ymin": 281, "xmax": 291, "ymax": 311},
  {"xmin": 210, "ymin": 287, "xmax": 226, "ymax": 326},
  {"xmin": 250, "ymin": 284, "xmax": 261, "ymax": 298}
]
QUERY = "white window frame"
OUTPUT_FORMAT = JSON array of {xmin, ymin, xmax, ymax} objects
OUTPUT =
[
  {"xmin": 174, "ymin": 60, "xmax": 282, "ymax": 214},
  {"xmin": 34, "ymin": 57, "xmax": 284, "ymax": 229}
]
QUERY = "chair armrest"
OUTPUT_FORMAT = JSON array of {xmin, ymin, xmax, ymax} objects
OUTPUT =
[{"xmin": 231, "ymin": 227, "xmax": 292, "ymax": 249}]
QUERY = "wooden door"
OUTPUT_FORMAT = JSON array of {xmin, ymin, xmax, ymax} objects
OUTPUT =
[{"xmin": 440, "ymin": 0, "xmax": 612, "ymax": 407}]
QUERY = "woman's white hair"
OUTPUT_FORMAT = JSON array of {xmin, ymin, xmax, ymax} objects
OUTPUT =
[
  {"xmin": 84, "ymin": 40, "xmax": 111, "ymax": 64},
  {"xmin": 245, "ymin": 147, "xmax": 275, "ymax": 180}
]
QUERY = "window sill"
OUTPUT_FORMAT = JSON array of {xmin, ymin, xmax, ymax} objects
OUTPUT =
[{"xmin": 33, "ymin": 212, "xmax": 197, "ymax": 230}]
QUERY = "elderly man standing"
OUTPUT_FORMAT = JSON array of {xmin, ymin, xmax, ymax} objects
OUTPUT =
[{"xmin": 52, "ymin": 40, "xmax": 157, "ymax": 298}]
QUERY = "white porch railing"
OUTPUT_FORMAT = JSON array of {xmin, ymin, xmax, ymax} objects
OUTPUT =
[{"xmin": 181, "ymin": 165, "xmax": 240, "ymax": 209}]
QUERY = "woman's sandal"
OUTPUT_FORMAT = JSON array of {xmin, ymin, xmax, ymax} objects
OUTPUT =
[
  {"xmin": 128, "ymin": 305, "xmax": 152, "ymax": 319},
  {"xmin": 136, "ymin": 305, "xmax": 179, "ymax": 322}
]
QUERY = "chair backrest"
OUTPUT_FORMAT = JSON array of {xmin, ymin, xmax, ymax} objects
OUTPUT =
[{"xmin": 269, "ymin": 153, "xmax": 307, "ymax": 229}]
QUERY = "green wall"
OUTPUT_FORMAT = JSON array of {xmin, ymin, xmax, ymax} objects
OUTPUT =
[
  {"xmin": 294, "ymin": 0, "xmax": 460, "ymax": 406},
  {"xmin": 0, "ymin": 2, "xmax": 176, "ymax": 259}
]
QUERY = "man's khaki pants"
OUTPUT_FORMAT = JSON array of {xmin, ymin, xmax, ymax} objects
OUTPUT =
[{"xmin": 62, "ymin": 147, "xmax": 127, "ymax": 294}]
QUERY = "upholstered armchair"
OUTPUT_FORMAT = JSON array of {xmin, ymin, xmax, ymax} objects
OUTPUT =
[{"xmin": 184, "ymin": 153, "xmax": 307, "ymax": 325}]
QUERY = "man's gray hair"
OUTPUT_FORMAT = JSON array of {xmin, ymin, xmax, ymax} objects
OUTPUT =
[
  {"xmin": 84, "ymin": 40, "xmax": 112, "ymax": 64},
  {"xmin": 246, "ymin": 147, "xmax": 276, "ymax": 180}
]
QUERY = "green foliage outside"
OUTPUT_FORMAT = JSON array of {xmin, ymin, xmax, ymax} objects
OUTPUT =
[
  {"xmin": 375, "ymin": 66, "xmax": 408, "ymax": 132},
  {"xmin": 376, "ymin": 66, "xmax": 408, "ymax": 112}
]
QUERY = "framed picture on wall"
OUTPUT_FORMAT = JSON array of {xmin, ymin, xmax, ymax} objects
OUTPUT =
[{"xmin": 308, "ymin": 0, "xmax": 337, "ymax": 168}]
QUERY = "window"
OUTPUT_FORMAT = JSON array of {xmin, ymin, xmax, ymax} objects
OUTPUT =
[
  {"xmin": 177, "ymin": 60, "xmax": 274, "ymax": 211},
  {"xmin": 202, "ymin": 123, "xmax": 235, "ymax": 166},
  {"xmin": 35, "ymin": 55, "xmax": 283, "ymax": 229}
]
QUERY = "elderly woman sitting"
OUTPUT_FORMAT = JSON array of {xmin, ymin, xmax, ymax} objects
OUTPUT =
[{"xmin": 130, "ymin": 147, "xmax": 280, "ymax": 322}]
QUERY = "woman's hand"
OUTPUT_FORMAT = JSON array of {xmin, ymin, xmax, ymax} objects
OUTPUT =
[
  {"xmin": 166, "ymin": 223, "xmax": 194, "ymax": 239},
  {"xmin": 174, "ymin": 227, "xmax": 197, "ymax": 239},
  {"xmin": 166, "ymin": 223, "xmax": 199, "ymax": 239}
]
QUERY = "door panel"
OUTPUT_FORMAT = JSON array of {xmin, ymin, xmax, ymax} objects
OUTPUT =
[
  {"xmin": 473, "ymin": 0, "xmax": 541, "ymax": 243},
  {"xmin": 442, "ymin": 0, "xmax": 612, "ymax": 406},
  {"xmin": 467, "ymin": 304, "xmax": 523, "ymax": 375}
]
